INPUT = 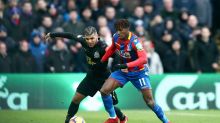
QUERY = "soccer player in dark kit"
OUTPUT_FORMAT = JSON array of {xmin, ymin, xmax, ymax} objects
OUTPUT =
[
  {"xmin": 100, "ymin": 19, "xmax": 171, "ymax": 123},
  {"xmin": 45, "ymin": 26, "xmax": 127, "ymax": 123}
]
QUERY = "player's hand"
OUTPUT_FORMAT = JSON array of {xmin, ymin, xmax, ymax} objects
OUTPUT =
[
  {"xmin": 114, "ymin": 64, "xmax": 128, "ymax": 69},
  {"xmin": 45, "ymin": 33, "xmax": 51, "ymax": 41}
]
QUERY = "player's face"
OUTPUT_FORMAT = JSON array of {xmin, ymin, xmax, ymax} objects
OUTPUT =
[
  {"xmin": 117, "ymin": 28, "xmax": 129, "ymax": 39},
  {"xmin": 85, "ymin": 33, "xmax": 98, "ymax": 47}
]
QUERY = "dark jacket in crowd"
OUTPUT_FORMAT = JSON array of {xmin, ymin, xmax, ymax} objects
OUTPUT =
[
  {"xmin": 45, "ymin": 46, "xmax": 73, "ymax": 73},
  {"xmin": 193, "ymin": 38, "xmax": 219, "ymax": 72},
  {"xmin": 163, "ymin": 50, "xmax": 191, "ymax": 73},
  {"xmin": 12, "ymin": 50, "xmax": 37, "ymax": 73},
  {"xmin": 0, "ymin": 54, "xmax": 12, "ymax": 73}
]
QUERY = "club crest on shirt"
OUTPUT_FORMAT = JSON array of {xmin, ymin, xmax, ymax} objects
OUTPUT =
[
  {"xmin": 94, "ymin": 51, "xmax": 100, "ymax": 58},
  {"xmin": 134, "ymin": 38, "xmax": 138, "ymax": 43},
  {"xmin": 127, "ymin": 45, "xmax": 131, "ymax": 51},
  {"xmin": 136, "ymin": 42, "xmax": 143, "ymax": 50},
  {"xmin": 117, "ymin": 50, "xmax": 131, "ymax": 58}
]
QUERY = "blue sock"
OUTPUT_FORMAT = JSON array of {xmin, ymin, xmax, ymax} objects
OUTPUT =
[
  {"xmin": 152, "ymin": 104, "xmax": 169, "ymax": 123},
  {"xmin": 102, "ymin": 95, "xmax": 116, "ymax": 118}
]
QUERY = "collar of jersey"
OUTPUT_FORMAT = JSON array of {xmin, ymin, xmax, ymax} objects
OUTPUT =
[{"xmin": 127, "ymin": 32, "xmax": 132, "ymax": 40}]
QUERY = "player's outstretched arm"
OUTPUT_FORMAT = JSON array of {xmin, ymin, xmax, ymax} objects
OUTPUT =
[{"xmin": 45, "ymin": 32, "xmax": 85, "ymax": 43}]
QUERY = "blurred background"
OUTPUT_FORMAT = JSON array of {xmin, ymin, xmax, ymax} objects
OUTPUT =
[
  {"xmin": 0, "ymin": 0, "xmax": 220, "ymax": 74},
  {"xmin": 0, "ymin": 1, "xmax": 220, "ymax": 123}
]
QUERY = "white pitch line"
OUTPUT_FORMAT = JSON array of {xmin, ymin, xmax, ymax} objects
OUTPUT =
[{"xmin": 166, "ymin": 112, "xmax": 220, "ymax": 118}]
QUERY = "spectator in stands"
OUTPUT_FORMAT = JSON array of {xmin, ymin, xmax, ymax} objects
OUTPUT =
[
  {"xmin": 143, "ymin": 1, "xmax": 155, "ymax": 31},
  {"xmin": 66, "ymin": 0, "xmax": 78, "ymax": 12},
  {"xmin": 143, "ymin": 41, "xmax": 164, "ymax": 74},
  {"xmin": 62, "ymin": 0, "xmax": 78, "ymax": 22},
  {"xmin": 195, "ymin": 0, "xmax": 212, "ymax": 28},
  {"xmin": 38, "ymin": 16, "xmax": 55, "ymax": 35},
  {"xmin": 214, "ymin": 30, "xmax": 220, "ymax": 52},
  {"xmin": 7, "ymin": 7, "xmax": 29, "ymax": 41},
  {"xmin": 108, "ymin": 0, "xmax": 126, "ymax": 18},
  {"xmin": 179, "ymin": 15, "xmax": 200, "ymax": 50},
  {"xmin": 90, "ymin": 0, "xmax": 103, "ymax": 21},
  {"xmin": 105, "ymin": 6, "xmax": 116, "ymax": 34},
  {"xmin": 48, "ymin": 4, "xmax": 63, "ymax": 27},
  {"xmin": 161, "ymin": 0, "xmax": 178, "ymax": 21},
  {"xmin": 62, "ymin": 10, "xmax": 85, "ymax": 35},
  {"xmin": 187, "ymin": 15, "xmax": 200, "ymax": 39},
  {"xmin": 0, "ymin": 41, "xmax": 12, "ymax": 73},
  {"xmin": 4, "ymin": 0, "xmax": 20, "ymax": 20},
  {"xmin": 81, "ymin": 7, "xmax": 95, "ymax": 27},
  {"xmin": 164, "ymin": 18, "xmax": 180, "ymax": 41},
  {"xmin": 129, "ymin": 6, "xmax": 147, "ymax": 31},
  {"xmin": 12, "ymin": 40, "xmax": 37, "ymax": 73},
  {"xmin": 29, "ymin": 30, "xmax": 47, "ymax": 73},
  {"xmin": 134, "ymin": 20, "xmax": 151, "ymax": 42},
  {"xmin": 35, "ymin": 0, "xmax": 48, "ymax": 28},
  {"xmin": 212, "ymin": 0, "xmax": 220, "ymax": 33},
  {"xmin": 163, "ymin": 40, "xmax": 191, "ymax": 73},
  {"xmin": 150, "ymin": 14, "xmax": 164, "ymax": 42},
  {"xmin": 69, "ymin": 42, "xmax": 88, "ymax": 73},
  {"xmin": 99, "ymin": 26, "xmax": 112, "ymax": 46},
  {"xmin": 0, "ymin": 0, "xmax": 8, "ymax": 27},
  {"xmin": 0, "ymin": 25, "xmax": 16, "ymax": 54},
  {"xmin": 193, "ymin": 27, "xmax": 219, "ymax": 73},
  {"xmin": 178, "ymin": 9, "xmax": 190, "ymax": 49},
  {"xmin": 45, "ymin": 38, "xmax": 73, "ymax": 73},
  {"xmin": 96, "ymin": 16, "xmax": 108, "ymax": 29},
  {"xmin": 215, "ymin": 31, "xmax": 220, "ymax": 72},
  {"xmin": 174, "ymin": 0, "xmax": 196, "ymax": 14},
  {"xmin": 21, "ymin": 1, "xmax": 35, "ymax": 38}
]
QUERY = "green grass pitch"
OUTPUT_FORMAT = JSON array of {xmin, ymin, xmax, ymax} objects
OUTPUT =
[{"xmin": 0, "ymin": 110, "xmax": 220, "ymax": 123}]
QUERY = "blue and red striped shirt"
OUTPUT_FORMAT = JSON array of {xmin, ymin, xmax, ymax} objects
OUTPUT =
[{"xmin": 102, "ymin": 32, "xmax": 147, "ymax": 71}]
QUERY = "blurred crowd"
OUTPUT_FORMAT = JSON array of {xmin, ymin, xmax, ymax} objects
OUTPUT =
[{"xmin": 0, "ymin": 0, "xmax": 220, "ymax": 74}]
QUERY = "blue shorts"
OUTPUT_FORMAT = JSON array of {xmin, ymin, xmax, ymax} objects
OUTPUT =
[{"xmin": 110, "ymin": 69, "xmax": 151, "ymax": 90}]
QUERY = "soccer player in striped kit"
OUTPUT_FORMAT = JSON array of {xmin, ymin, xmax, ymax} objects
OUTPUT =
[{"xmin": 100, "ymin": 19, "xmax": 171, "ymax": 123}]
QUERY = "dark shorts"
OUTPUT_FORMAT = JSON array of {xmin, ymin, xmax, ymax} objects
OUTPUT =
[{"xmin": 76, "ymin": 71, "xmax": 110, "ymax": 97}]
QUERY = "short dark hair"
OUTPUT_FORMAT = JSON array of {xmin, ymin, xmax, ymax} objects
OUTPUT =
[
  {"xmin": 83, "ymin": 26, "xmax": 97, "ymax": 36},
  {"xmin": 114, "ymin": 19, "xmax": 130, "ymax": 31}
]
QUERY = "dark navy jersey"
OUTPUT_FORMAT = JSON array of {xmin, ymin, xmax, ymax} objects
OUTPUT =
[{"xmin": 50, "ymin": 32, "xmax": 109, "ymax": 73}]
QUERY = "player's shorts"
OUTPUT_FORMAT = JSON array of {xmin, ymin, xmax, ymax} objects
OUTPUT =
[
  {"xmin": 76, "ymin": 71, "xmax": 110, "ymax": 97},
  {"xmin": 110, "ymin": 68, "xmax": 151, "ymax": 90}
]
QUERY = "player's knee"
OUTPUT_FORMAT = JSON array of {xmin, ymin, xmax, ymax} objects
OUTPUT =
[
  {"xmin": 72, "ymin": 98, "xmax": 81, "ymax": 104},
  {"xmin": 100, "ymin": 84, "xmax": 113, "ymax": 96},
  {"xmin": 145, "ymin": 98, "xmax": 155, "ymax": 108},
  {"xmin": 72, "ymin": 95, "xmax": 83, "ymax": 104},
  {"xmin": 100, "ymin": 87, "xmax": 110, "ymax": 96}
]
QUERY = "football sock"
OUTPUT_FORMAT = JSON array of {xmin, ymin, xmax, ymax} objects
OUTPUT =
[
  {"xmin": 114, "ymin": 106, "xmax": 125, "ymax": 121},
  {"xmin": 152, "ymin": 104, "xmax": 169, "ymax": 123},
  {"xmin": 66, "ymin": 102, "xmax": 79, "ymax": 121},
  {"xmin": 102, "ymin": 95, "xmax": 117, "ymax": 118}
]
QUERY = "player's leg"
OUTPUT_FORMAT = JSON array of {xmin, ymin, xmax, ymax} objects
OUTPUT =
[
  {"xmin": 114, "ymin": 106, "xmax": 128, "ymax": 123},
  {"xmin": 65, "ymin": 92, "xmax": 86, "ymax": 123},
  {"xmin": 101, "ymin": 80, "xmax": 119, "ymax": 119},
  {"xmin": 100, "ymin": 70, "xmax": 128, "ymax": 123},
  {"xmin": 101, "ymin": 70, "xmax": 128, "ymax": 95},
  {"xmin": 141, "ymin": 89, "xmax": 170, "ymax": 123},
  {"xmin": 131, "ymin": 72, "xmax": 170, "ymax": 123},
  {"xmin": 111, "ymin": 91, "xmax": 128, "ymax": 123},
  {"xmin": 100, "ymin": 76, "xmax": 122, "ymax": 119},
  {"xmin": 100, "ymin": 78, "xmax": 121, "ymax": 95},
  {"xmin": 65, "ymin": 74, "xmax": 94, "ymax": 123}
]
